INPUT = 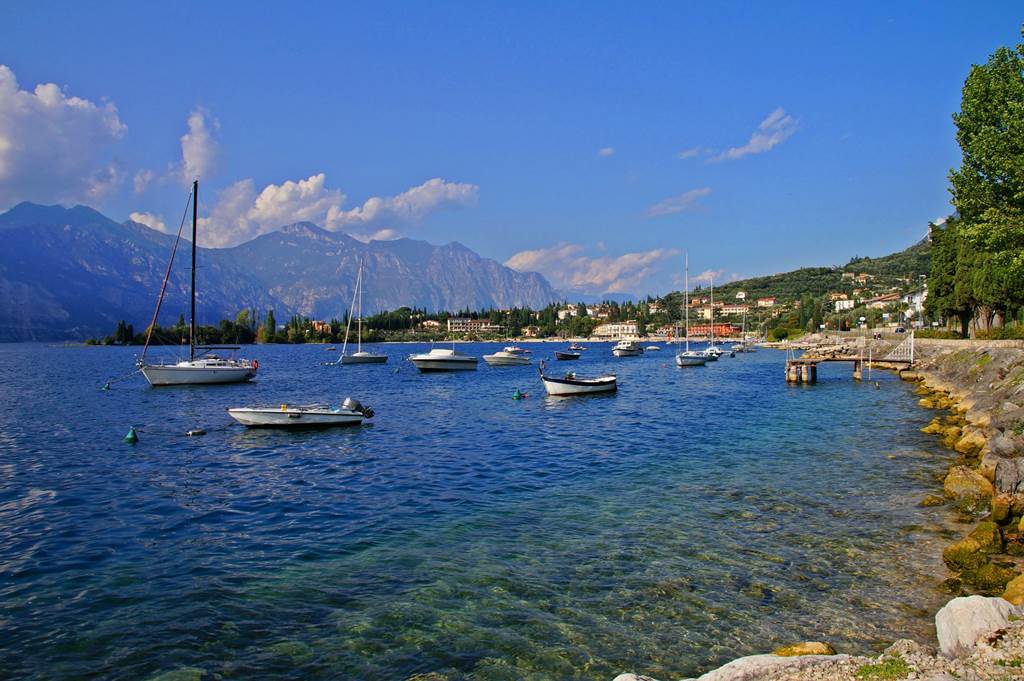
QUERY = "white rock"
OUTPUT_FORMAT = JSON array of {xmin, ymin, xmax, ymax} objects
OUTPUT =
[
  {"xmin": 612, "ymin": 675, "xmax": 659, "ymax": 681},
  {"xmin": 934, "ymin": 595, "xmax": 1024, "ymax": 657},
  {"xmin": 681, "ymin": 653, "xmax": 855, "ymax": 681}
]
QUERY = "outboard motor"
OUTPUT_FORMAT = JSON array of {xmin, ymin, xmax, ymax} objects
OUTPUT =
[{"xmin": 342, "ymin": 397, "xmax": 374, "ymax": 418}]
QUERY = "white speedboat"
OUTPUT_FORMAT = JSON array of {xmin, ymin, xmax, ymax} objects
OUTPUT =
[
  {"xmin": 338, "ymin": 260, "xmax": 387, "ymax": 364},
  {"xmin": 703, "ymin": 346, "xmax": 722, "ymax": 361},
  {"xmin": 503, "ymin": 345, "xmax": 530, "ymax": 355},
  {"xmin": 142, "ymin": 353, "xmax": 257, "ymax": 386},
  {"xmin": 483, "ymin": 350, "xmax": 531, "ymax": 366},
  {"xmin": 409, "ymin": 347, "xmax": 479, "ymax": 372},
  {"xmin": 138, "ymin": 180, "xmax": 258, "ymax": 387},
  {"xmin": 228, "ymin": 398, "xmax": 374, "ymax": 428},
  {"xmin": 675, "ymin": 254, "xmax": 706, "ymax": 368},
  {"xmin": 612, "ymin": 340, "xmax": 643, "ymax": 357},
  {"xmin": 568, "ymin": 343, "xmax": 586, "ymax": 351},
  {"xmin": 539, "ymin": 368, "xmax": 617, "ymax": 396},
  {"xmin": 644, "ymin": 345, "xmax": 661, "ymax": 352}
]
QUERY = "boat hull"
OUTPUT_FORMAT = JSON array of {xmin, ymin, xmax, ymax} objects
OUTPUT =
[
  {"xmin": 554, "ymin": 351, "xmax": 581, "ymax": 360},
  {"xmin": 340, "ymin": 354, "xmax": 388, "ymax": 364},
  {"xmin": 675, "ymin": 353, "xmax": 707, "ymax": 367},
  {"xmin": 612, "ymin": 348, "xmax": 642, "ymax": 357},
  {"xmin": 410, "ymin": 358, "xmax": 479, "ymax": 372},
  {"xmin": 483, "ymin": 354, "xmax": 531, "ymax": 366},
  {"xmin": 141, "ymin": 364, "xmax": 255, "ymax": 386},
  {"xmin": 541, "ymin": 375, "xmax": 617, "ymax": 396},
  {"xmin": 228, "ymin": 407, "xmax": 364, "ymax": 427}
]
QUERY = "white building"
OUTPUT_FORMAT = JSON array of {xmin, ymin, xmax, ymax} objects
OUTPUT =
[
  {"xmin": 447, "ymin": 318, "xmax": 503, "ymax": 334},
  {"xmin": 901, "ymin": 287, "xmax": 928, "ymax": 321},
  {"xmin": 834, "ymin": 299, "xmax": 855, "ymax": 313},
  {"xmin": 593, "ymin": 321, "xmax": 639, "ymax": 339}
]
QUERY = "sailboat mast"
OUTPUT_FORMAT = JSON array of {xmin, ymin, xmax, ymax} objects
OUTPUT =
[
  {"xmin": 684, "ymin": 253, "xmax": 690, "ymax": 352},
  {"xmin": 356, "ymin": 261, "xmax": 363, "ymax": 353},
  {"xmin": 190, "ymin": 179, "xmax": 198, "ymax": 361},
  {"xmin": 710, "ymin": 276, "xmax": 715, "ymax": 346}
]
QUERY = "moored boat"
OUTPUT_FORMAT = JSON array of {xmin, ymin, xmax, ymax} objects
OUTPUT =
[
  {"xmin": 228, "ymin": 398, "xmax": 374, "ymax": 428},
  {"xmin": 483, "ymin": 350, "xmax": 531, "ymax": 366},
  {"xmin": 644, "ymin": 345, "xmax": 661, "ymax": 352},
  {"xmin": 612, "ymin": 340, "xmax": 643, "ymax": 357},
  {"xmin": 539, "ymin": 363, "xmax": 616, "ymax": 396},
  {"xmin": 338, "ymin": 260, "xmax": 387, "ymax": 364},
  {"xmin": 554, "ymin": 350, "xmax": 581, "ymax": 360},
  {"xmin": 409, "ymin": 347, "xmax": 479, "ymax": 372},
  {"xmin": 675, "ymin": 253, "xmax": 707, "ymax": 368},
  {"xmin": 138, "ymin": 180, "xmax": 258, "ymax": 387},
  {"xmin": 568, "ymin": 342, "xmax": 586, "ymax": 351}
]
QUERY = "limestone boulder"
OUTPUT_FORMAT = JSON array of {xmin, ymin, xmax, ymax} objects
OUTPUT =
[
  {"xmin": 968, "ymin": 521, "xmax": 1003, "ymax": 553},
  {"xmin": 943, "ymin": 466, "xmax": 994, "ymax": 512},
  {"xmin": 978, "ymin": 450, "xmax": 1000, "ymax": 482},
  {"xmin": 683, "ymin": 653, "xmax": 856, "ymax": 681},
  {"xmin": 942, "ymin": 537, "xmax": 987, "ymax": 572},
  {"xmin": 995, "ymin": 457, "xmax": 1024, "ymax": 494},
  {"xmin": 1003, "ymin": 574, "xmax": 1024, "ymax": 605},
  {"xmin": 955, "ymin": 428, "xmax": 989, "ymax": 456},
  {"xmin": 934, "ymin": 595, "xmax": 1024, "ymax": 657}
]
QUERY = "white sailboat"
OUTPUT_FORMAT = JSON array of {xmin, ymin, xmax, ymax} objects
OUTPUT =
[
  {"xmin": 339, "ymin": 260, "xmax": 387, "ymax": 364},
  {"xmin": 139, "ymin": 180, "xmax": 257, "ymax": 386},
  {"xmin": 676, "ymin": 253, "xmax": 706, "ymax": 367}
]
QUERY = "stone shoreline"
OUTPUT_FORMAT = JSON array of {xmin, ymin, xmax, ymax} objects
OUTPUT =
[{"xmin": 613, "ymin": 340, "xmax": 1024, "ymax": 681}]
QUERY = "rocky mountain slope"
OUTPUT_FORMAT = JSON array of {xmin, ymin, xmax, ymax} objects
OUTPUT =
[{"xmin": 0, "ymin": 203, "xmax": 557, "ymax": 341}]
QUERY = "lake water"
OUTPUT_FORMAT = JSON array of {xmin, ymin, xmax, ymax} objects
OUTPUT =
[{"xmin": 0, "ymin": 342, "xmax": 956, "ymax": 680}]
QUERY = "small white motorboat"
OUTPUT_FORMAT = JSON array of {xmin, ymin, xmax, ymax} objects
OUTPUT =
[
  {"xmin": 644, "ymin": 345, "xmax": 661, "ymax": 352},
  {"xmin": 568, "ymin": 343, "xmax": 586, "ymax": 351},
  {"xmin": 539, "ymin": 366, "xmax": 617, "ymax": 396},
  {"xmin": 483, "ymin": 350, "xmax": 531, "ymax": 366},
  {"xmin": 612, "ymin": 340, "xmax": 643, "ymax": 357},
  {"xmin": 228, "ymin": 398, "xmax": 374, "ymax": 428},
  {"xmin": 409, "ymin": 347, "xmax": 479, "ymax": 372},
  {"xmin": 503, "ymin": 345, "xmax": 530, "ymax": 355},
  {"xmin": 702, "ymin": 346, "xmax": 722, "ymax": 361}
]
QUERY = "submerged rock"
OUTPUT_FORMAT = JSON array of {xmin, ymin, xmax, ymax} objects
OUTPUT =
[
  {"xmin": 770, "ymin": 641, "xmax": 836, "ymax": 657},
  {"xmin": 972, "ymin": 562, "xmax": 1019, "ymax": 595},
  {"xmin": 942, "ymin": 537, "xmax": 987, "ymax": 572},
  {"xmin": 146, "ymin": 669, "xmax": 205, "ymax": 681},
  {"xmin": 919, "ymin": 494, "xmax": 945, "ymax": 507},
  {"xmin": 921, "ymin": 418, "xmax": 944, "ymax": 435},
  {"xmin": 934, "ymin": 595, "xmax": 1024, "ymax": 657},
  {"xmin": 967, "ymin": 521, "xmax": 1003, "ymax": 554}
]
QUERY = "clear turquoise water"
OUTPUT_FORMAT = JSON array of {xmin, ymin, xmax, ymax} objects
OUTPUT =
[{"xmin": 0, "ymin": 342, "xmax": 954, "ymax": 680}]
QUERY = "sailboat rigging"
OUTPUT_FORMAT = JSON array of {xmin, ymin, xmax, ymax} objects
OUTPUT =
[
  {"xmin": 338, "ymin": 260, "xmax": 387, "ymax": 364},
  {"xmin": 138, "ymin": 179, "xmax": 258, "ymax": 386},
  {"xmin": 675, "ymin": 252, "xmax": 706, "ymax": 367}
]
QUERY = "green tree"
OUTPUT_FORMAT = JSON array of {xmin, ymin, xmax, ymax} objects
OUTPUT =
[{"xmin": 949, "ymin": 31, "xmax": 1024, "ymax": 323}]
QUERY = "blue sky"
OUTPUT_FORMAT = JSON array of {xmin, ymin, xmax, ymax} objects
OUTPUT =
[{"xmin": 2, "ymin": 2, "xmax": 1021, "ymax": 297}]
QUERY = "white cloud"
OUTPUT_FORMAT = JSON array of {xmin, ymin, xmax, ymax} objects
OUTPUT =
[
  {"xmin": 198, "ymin": 174, "xmax": 478, "ymax": 248},
  {"xmin": 0, "ymin": 64, "xmax": 126, "ymax": 208},
  {"xmin": 134, "ymin": 169, "xmax": 155, "ymax": 194},
  {"xmin": 129, "ymin": 211, "xmax": 168, "ymax": 233},
  {"xmin": 676, "ymin": 146, "xmax": 701, "ymax": 159},
  {"xmin": 505, "ymin": 242, "xmax": 680, "ymax": 294},
  {"xmin": 711, "ymin": 107, "xmax": 798, "ymax": 162},
  {"xmin": 179, "ymin": 109, "xmax": 218, "ymax": 184},
  {"xmin": 597, "ymin": 147, "xmax": 615, "ymax": 158},
  {"xmin": 932, "ymin": 216, "xmax": 947, "ymax": 227},
  {"xmin": 331, "ymin": 177, "xmax": 478, "ymax": 228},
  {"xmin": 647, "ymin": 187, "xmax": 712, "ymax": 217}
]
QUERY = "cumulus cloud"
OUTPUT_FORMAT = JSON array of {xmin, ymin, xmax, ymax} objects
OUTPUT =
[
  {"xmin": 597, "ymin": 147, "xmax": 615, "ymax": 158},
  {"xmin": 134, "ymin": 169, "xmax": 155, "ymax": 194},
  {"xmin": 647, "ymin": 187, "xmax": 712, "ymax": 217},
  {"xmin": 0, "ymin": 64, "xmax": 126, "ymax": 208},
  {"xmin": 198, "ymin": 174, "xmax": 478, "ymax": 247},
  {"xmin": 505, "ymin": 242, "xmax": 680, "ymax": 294},
  {"xmin": 331, "ymin": 177, "xmax": 478, "ymax": 228},
  {"xmin": 711, "ymin": 107, "xmax": 798, "ymax": 162},
  {"xmin": 129, "ymin": 211, "xmax": 168, "ymax": 233},
  {"xmin": 179, "ymin": 109, "xmax": 218, "ymax": 183}
]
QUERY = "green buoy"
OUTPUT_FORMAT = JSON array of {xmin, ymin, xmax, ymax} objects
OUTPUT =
[
  {"xmin": 123, "ymin": 426, "xmax": 138, "ymax": 444},
  {"xmin": 512, "ymin": 388, "xmax": 523, "ymax": 400}
]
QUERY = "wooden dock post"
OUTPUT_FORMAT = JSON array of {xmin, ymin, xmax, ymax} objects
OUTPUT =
[
  {"xmin": 801, "ymin": 363, "xmax": 812, "ymax": 384},
  {"xmin": 852, "ymin": 359, "xmax": 862, "ymax": 381}
]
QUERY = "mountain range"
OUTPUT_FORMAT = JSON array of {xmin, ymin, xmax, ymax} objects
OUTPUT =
[{"xmin": 0, "ymin": 202, "xmax": 557, "ymax": 341}]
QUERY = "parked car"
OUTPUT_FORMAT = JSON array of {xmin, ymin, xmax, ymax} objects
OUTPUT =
[{"xmin": 895, "ymin": 327, "xmax": 906, "ymax": 333}]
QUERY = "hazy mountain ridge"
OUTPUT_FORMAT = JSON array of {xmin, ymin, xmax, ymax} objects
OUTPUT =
[{"xmin": 0, "ymin": 203, "xmax": 557, "ymax": 341}]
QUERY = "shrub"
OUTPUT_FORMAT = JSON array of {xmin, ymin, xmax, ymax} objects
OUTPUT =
[
  {"xmin": 914, "ymin": 329, "xmax": 963, "ymax": 339},
  {"xmin": 976, "ymin": 326, "xmax": 1024, "ymax": 340}
]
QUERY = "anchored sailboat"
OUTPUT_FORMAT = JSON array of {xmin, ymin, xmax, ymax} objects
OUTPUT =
[
  {"xmin": 676, "ymin": 253, "xmax": 706, "ymax": 367},
  {"xmin": 339, "ymin": 260, "xmax": 387, "ymax": 364},
  {"xmin": 138, "ymin": 180, "xmax": 257, "ymax": 386}
]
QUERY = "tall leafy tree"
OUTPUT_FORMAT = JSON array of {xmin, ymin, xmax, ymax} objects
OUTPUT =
[{"xmin": 949, "ymin": 30, "xmax": 1024, "ymax": 323}]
